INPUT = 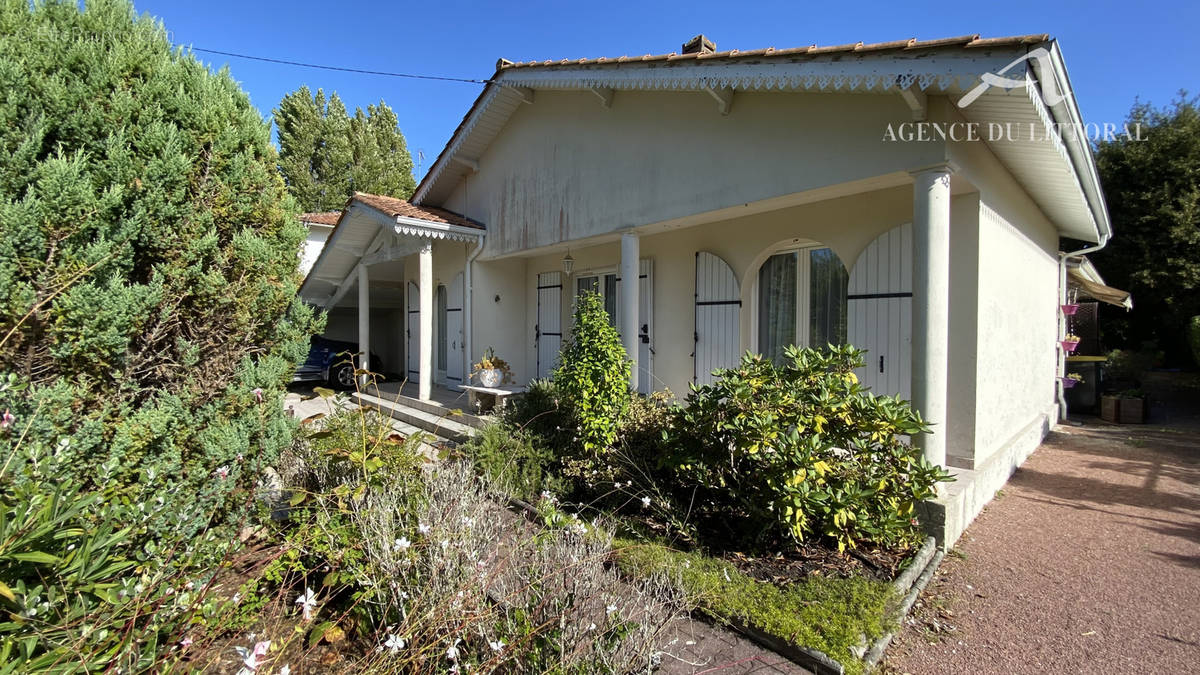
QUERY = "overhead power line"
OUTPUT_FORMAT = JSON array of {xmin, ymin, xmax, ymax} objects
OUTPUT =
[{"xmin": 191, "ymin": 46, "xmax": 491, "ymax": 84}]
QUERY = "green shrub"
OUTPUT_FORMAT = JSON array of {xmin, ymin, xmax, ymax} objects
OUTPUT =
[
  {"xmin": 1105, "ymin": 344, "xmax": 1160, "ymax": 384},
  {"xmin": 669, "ymin": 346, "xmax": 950, "ymax": 551},
  {"xmin": 460, "ymin": 422, "xmax": 564, "ymax": 502},
  {"xmin": 552, "ymin": 292, "xmax": 631, "ymax": 477},
  {"xmin": 273, "ymin": 405, "xmax": 682, "ymax": 673},
  {"xmin": 0, "ymin": 0, "xmax": 319, "ymax": 532},
  {"xmin": 0, "ymin": 0, "xmax": 317, "ymax": 668}
]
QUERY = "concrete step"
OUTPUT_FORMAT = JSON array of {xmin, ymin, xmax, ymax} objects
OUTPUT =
[
  {"xmin": 353, "ymin": 391, "xmax": 479, "ymax": 444},
  {"xmin": 361, "ymin": 386, "xmax": 489, "ymax": 431}
]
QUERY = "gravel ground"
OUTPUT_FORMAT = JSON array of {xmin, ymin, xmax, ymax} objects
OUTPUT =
[{"xmin": 883, "ymin": 419, "xmax": 1200, "ymax": 674}]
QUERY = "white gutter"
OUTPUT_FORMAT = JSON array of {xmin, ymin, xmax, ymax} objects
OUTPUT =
[{"xmin": 463, "ymin": 235, "xmax": 486, "ymax": 384}]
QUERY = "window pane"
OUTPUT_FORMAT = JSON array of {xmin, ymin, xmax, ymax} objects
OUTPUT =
[
  {"xmin": 604, "ymin": 274, "xmax": 618, "ymax": 327},
  {"xmin": 809, "ymin": 248, "xmax": 848, "ymax": 348},
  {"xmin": 758, "ymin": 252, "xmax": 797, "ymax": 363},
  {"xmin": 576, "ymin": 276, "xmax": 598, "ymax": 296}
]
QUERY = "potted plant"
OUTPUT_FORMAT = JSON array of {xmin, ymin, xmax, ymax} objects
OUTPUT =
[
  {"xmin": 1101, "ymin": 392, "xmax": 1120, "ymax": 422},
  {"xmin": 472, "ymin": 347, "xmax": 513, "ymax": 388},
  {"xmin": 1060, "ymin": 333, "xmax": 1081, "ymax": 353},
  {"xmin": 1117, "ymin": 389, "xmax": 1146, "ymax": 424},
  {"xmin": 1060, "ymin": 372, "xmax": 1083, "ymax": 390}
]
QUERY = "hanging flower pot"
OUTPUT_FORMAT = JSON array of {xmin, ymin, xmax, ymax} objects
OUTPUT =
[
  {"xmin": 1060, "ymin": 334, "xmax": 1081, "ymax": 353},
  {"xmin": 1060, "ymin": 375, "xmax": 1082, "ymax": 389},
  {"xmin": 1061, "ymin": 303, "xmax": 1080, "ymax": 316}
]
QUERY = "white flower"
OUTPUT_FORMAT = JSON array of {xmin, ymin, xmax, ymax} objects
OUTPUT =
[
  {"xmin": 446, "ymin": 638, "xmax": 462, "ymax": 660},
  {"xmin": 683, "ymin": 560, "xmax": 691, "ymax": 569},
  {"xmin": 392, "ymin": 537, "xmax": 411, "ymax": 552},
  {"xmin": 586, "ymin": 622, "xmax": 597, "ymax": 631},
  {"xmin": 606, "ymin": 604, "xmax": 618, "ymax": 614},
  {"xmin": 489, "ymin": 639, "xmax": 506, "ymax": 652},
  {"xmin": 440, "ymin": 539, "xmax": 450, "ymax": 549},
  {"xmin": 418, "ymin": 522, "xmax": 431, "ymax": 535},
  {"xmin": 461, "ymin": 516, "xmax": 474, "ymax": 527},
  {"xmin": 384, "ymin": 634, "xmax": 405, "ymax": 653},
  {"xmin": 234, "ymin": 640, "xmax": 270, "ymax": 674},
  {"xmin": 215, "ymin": 465, "xmax": 230, "ymax": 479},
  {"xmin": 231, "ymin": 592, "xmax": 242, "ymax": 604},
  {"xmin": 279, "ymin": 667, "xmax": 291, "ymax": 675},
  {"xmin": 640, "ymin": 495, "xmax": 651, "ymax": 508},
  {"xmin": 295, "ymin": 587, "xmax": 318, "ymax": 621}
]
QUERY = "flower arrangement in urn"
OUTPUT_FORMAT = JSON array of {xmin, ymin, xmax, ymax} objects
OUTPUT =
[{"xmin": 472, "ymin": 346, "xmax": 514, "ymax": 388}]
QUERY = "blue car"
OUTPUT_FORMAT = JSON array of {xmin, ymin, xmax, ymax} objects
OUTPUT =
[{"xmin": 294, "ymin": 336, "xmax": 383, "ymax": 389}]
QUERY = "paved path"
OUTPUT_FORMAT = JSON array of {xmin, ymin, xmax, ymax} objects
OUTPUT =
[{"xmin": 884, "ymin": 419, "xmax": 1200, "ymax": 674}]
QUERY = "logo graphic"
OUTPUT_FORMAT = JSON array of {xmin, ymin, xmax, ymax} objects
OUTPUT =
[{"xmin": 957, "ymin": 48, "xmax": 1064, "ymax": 109}]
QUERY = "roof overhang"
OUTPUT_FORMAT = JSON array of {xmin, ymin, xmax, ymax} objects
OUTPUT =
[
  {"xmin": 299, "ymin": 197, "xmax": 484, "ymax": 309},
  {"xmin": 413, "ymin": 36, "xmax": 1110, "ymax": 244}
]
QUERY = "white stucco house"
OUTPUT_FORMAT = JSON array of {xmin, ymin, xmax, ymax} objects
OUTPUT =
[{"xmin": 298, "ymin": 33, "xmax": 1112, "ymax": 543}]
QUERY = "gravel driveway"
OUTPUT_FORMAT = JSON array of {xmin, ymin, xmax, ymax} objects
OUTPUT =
[{"xmin": 883, "ymin": 419, "xmax": 1199, "ymax": 674}]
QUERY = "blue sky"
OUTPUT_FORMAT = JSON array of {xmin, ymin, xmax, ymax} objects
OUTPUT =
[{"xmin": 136, "ymin": 0, "xmax": 1197, "ymax": 182}]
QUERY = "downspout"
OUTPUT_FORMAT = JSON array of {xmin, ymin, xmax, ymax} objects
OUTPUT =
[{"xmin": 1057, "ymin": 233, "xmax": 1111, "ymax": 420}]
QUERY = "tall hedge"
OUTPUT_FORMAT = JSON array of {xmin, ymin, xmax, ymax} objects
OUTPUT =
[{"xmin": 0, "ymin": 0, "xmax": 319, "ymax": 532}]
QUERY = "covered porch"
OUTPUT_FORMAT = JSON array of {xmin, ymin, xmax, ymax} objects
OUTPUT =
[
  {"xmin": 487, "ymin": 168, "xmax": 969, "ymax": 470},
  {"xmin": 298, "ymin": 192, "xmax": 485, "ymax": 402}
]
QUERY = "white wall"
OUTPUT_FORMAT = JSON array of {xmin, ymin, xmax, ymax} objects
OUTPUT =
[
  {"xmin": 299, "ymin": 224, "xmax": 333, "ymax": 277},
  {"xmin": 441, "ymin": 90, "xmax": 944, "ymax": 258},
  {"xmin": 948, "ymin": 126, "xmax": 1061, "ymax": 468},
  {"xmin": 515, "ymin": 185, "xmax": 914, "ymax": 395}
]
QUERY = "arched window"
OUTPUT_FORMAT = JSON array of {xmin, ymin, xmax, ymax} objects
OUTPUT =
[{"xmin": 757, "ymin": 246, "xmax": 848, "ymax": 362}]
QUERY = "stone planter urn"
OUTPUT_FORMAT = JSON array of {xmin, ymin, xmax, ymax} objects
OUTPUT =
[{"xmin": 479, "ymin": 368, "xmax": 503, "ymax": 388}]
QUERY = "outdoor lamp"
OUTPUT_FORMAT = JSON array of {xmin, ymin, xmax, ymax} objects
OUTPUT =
[{"xmin": 562, "ymin": 250, "xmax": 575, "ymax": 276}]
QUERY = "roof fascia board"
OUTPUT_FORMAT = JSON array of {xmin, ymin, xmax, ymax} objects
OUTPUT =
[{"xmin": 1039, "ymin": 41, "xmax": 1111, "ymax": 241}]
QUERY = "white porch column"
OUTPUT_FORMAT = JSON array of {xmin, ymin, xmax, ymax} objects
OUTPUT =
[
  {"xmin": 357, "ymin": 264, "xmax": 370, "ymax": 386},
  {"xmin": 911, "ymin": 166, "xmax": 951, "ymax": 468},
  {"xmin": 620, "ymin": 232, "xmax": 640, "ymax": 391},
  {"xmin": 419, "ymin": 240, "xmax": 434, "ymax": 401}
]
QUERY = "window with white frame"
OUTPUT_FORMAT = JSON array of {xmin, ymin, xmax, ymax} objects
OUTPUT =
[
  {"xmin": 757, "ymin": 247, "xmax": 848, "ymax": 363},
  {"xmin": 575, "ymin": 272, "xmax": 618, "ymax": 326}
]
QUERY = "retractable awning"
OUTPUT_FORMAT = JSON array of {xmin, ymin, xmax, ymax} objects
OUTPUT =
[{"xmin": 1068, "ymin": 267, "xmax": 1132, "ymax": 310}]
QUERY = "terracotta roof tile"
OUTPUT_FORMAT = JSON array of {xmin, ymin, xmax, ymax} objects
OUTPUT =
[
  {"xmin": 496, "ymin": 33, "xmax": 1050, "ymax": 70},
  {"xmin": 352, "ymin": 192, "xmax": 484, "ymax": 230},
  {"xmin": 299, "ymin": 211, "xmax": 341, "ymax": 226}
]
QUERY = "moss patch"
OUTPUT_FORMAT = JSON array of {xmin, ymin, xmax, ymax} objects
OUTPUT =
[{"xmin": 614, "ymin": 539, "xmax": 895, "ymax": 674}]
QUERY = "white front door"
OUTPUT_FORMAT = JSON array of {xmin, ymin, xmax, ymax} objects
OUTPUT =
[
  {"xmin": 847, "ymin": 223, "xmax": 913, "ymax": 399},
  {"xmin": 407, "ymin": 281, "xmax": 420, "ymax": 385},
  {"xmin": 536, "ymin": 272, "xmax": 563, "ymax": 380},
  {"xmin": 694, "ymin": 251, "xmax": 741, "ymax": 387},
  {"xmin": 436, "ymin": 284, "xmax": 448, "ymax": 383},
  {"xmin": 445, "ymin": 273, "xmax": 464, "ymax": 385}
]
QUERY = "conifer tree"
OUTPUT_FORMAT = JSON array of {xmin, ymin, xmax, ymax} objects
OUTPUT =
[
  {"xmin": 0, "ymin": 0, "xmax": 320, "ymax": 525},
  {"xmin": 275, "ymin": 86, "xmax": 416, "ymax": 211}
]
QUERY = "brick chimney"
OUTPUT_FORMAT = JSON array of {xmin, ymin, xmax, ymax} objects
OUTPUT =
[{"xmin": 682, "ymin": 34, "xmax": 716, "ymax": 55}]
